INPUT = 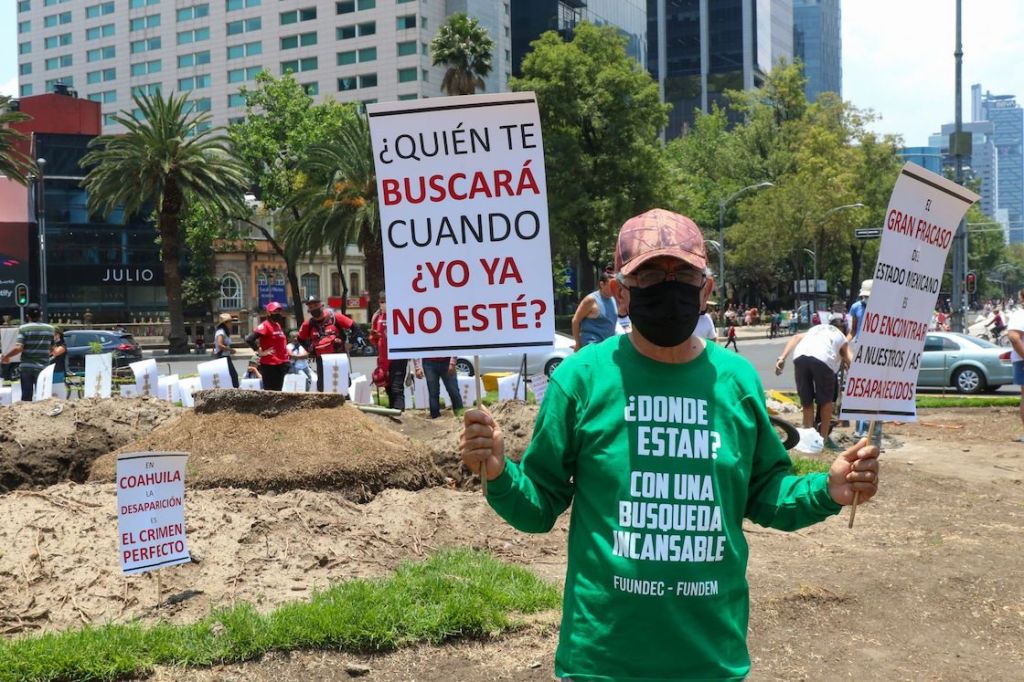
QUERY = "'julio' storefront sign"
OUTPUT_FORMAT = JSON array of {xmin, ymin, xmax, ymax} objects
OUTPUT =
[{"xmin": 101, "ymin": 268, "xmax": 157, "ymax": 283}]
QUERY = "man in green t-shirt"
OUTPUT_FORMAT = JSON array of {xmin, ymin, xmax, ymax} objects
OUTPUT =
[
  {"xmin": 461, "ymin": 209, "xmax": 880, "ymax": 681},
  {"xmin": 1, "ymin": 304, "xmax": 56, "ymax": 402}
]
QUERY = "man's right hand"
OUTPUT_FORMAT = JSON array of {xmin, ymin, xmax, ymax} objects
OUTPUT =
[{"xmin": 460, "ymin": 408, "xmax": 505, "ymax": 481}]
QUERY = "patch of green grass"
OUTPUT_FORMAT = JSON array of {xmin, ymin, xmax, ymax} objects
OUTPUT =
[
  {"xmin": 916, "ymin": 396, "xmax": 1019, "ymax": 408},
  {"xmin": 791, "ymin": 457, "xmax": 831, "ymax": 475},
  {"xmin": 0, "ymin": 549, "xmax": 560, "ymax": 682}
]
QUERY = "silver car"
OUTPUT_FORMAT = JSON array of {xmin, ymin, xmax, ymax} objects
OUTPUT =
[
  {"xmin": 919, "ymin": 332, "xmax": 1013, "ymax": 394},
  {"xmin": 456, "ymin": 332, "xmax": 575, "ymax": 378}
]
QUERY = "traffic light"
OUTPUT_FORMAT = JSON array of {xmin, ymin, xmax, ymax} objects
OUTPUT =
[
  {"xmin": 965, "ymin": 271, "xmax": 977, "ymax": 295},
  {"xmin": 15, "ymin": 283, "xmax": 28, "ymax": 306}
]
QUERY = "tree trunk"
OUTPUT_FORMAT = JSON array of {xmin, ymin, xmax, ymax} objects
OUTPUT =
[
  {"xmin": 336, "ymin": 249, "xmax": 349, "ymax": 314},
  {"xmin": 159, "ymin": 184, "xmax": 189, "ymax": 355},
  {"xmin": 577, "ymin": 236, "xmax": 594, "ymax": 296},
  {"xmin": 848, "ymin": 242, "xmax": 864, "ymax": 309},
  {"xmin": 286, "ymin": 257, "xmax": 303, "ymax": 328},
  {"xmin": 362, "ymin": 227, "xmax": 385, "ymax": 319}
]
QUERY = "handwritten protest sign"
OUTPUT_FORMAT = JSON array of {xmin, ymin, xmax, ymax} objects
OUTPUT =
[
  {"xmin": 320, "ymin": 353, "xmax": 350, "ymax": 395},
  {"xmin": 85, "ymin": 353, "xmax": 113, "ymax": 399},
  {"xmin": 840, "ymin": 163, "xmax": 978, "ymax": 422},
  {"xmin": 530, "ymin": 373, "xmax": 549, "ymax": 404},
  {"xmin": 197, "ymin": 358, "xmax": 232, "ymax": 390},
  {"xmin": 158, "ymin": 375, "xmax": 180, "ymax": 403},
  {"xmin": 367, "ymin": 93, "xmax": 554, "ymax": 359},
  {"xmin": 130, "ymin": 359, "xmax": 159, "ymax": 398},
  {"xmin": 116, "ymin": 452, "xmax": 191, "ymax": 575}
]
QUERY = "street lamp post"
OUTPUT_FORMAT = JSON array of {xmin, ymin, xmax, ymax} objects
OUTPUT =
[
  {"xmin": 810, "ymin": 202, "xmax": 866, "ymax": 313},
  {"xmin": 718, "ymin": 181, "xmax": 773, "ymax": 304},
  {"xmin": 36, "ymin": 158, "xmax": 48, "ymax": 321}
]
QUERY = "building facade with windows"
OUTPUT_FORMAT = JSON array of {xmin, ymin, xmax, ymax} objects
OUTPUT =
[
  {"xmin": 647, "ymin": 0, "xmax": 794, "ymax": 138},
  {"xmin": 16, "ymin": 0, "xmax": 514, "ymax": 132},
  {"xmin": 792, "ymin": 0, "xmax": 840, "ymax": 102},
  {"xmin": 977, "ymin": 89, "xmax": 1024, "ymax": 244}
]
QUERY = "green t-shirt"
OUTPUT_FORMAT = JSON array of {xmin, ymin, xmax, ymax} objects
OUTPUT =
[
  {"xmin": 16, "ymin": 322, "xmax": 55, "ymax": 371},
  {"xmin": 487, "ymin": 335, "xmax": 841, "ymax": 681}
]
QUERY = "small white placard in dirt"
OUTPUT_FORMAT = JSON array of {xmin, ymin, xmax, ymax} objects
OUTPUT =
[
  {"xmin": 319, "ymin": 353, "xmax": 350, "ymax": 395},
  {"xmin": 0, "ymin": 387, "xmax": 11, "ymax": 406},
  {"xmin": 840, "ymin": 163, "xmax": 979, "ymax": 423},
  {"xmin": 158, "ymin": 375, "xmax": 180, "ymax": 402},
  {"xmin": 529, "ymin": 373, "xmax": 549, "ymax": 404},
  {"xmin": 120, "ymin": 384, "xmax": 138, "ymax": 398},
  {"xmin": 84, "ymin": 353, "xmax": 113, "ymax": 399},
  {"xmin": 349, "ymin": 376, "xmax": 372, "ymax": 405},
  {"xmin": 34, "ymin": 364, "xmax": 54, "ymax": 400},
  {"xmin": 197, "ymin": 358, "xmax": 233, "ymax": 390},
  {"xmin": 177, "ymin": 377, "xmax": 202, "ymax": 408},
  {"xmin": 239, "ymin": 378, "xmax": 262, "ymax": 391},
  {"xmin": 403, "ymin": 383, "xmax": 415, "ymax": 409},
  {"xmin": 130, "ymin": 359, "xmax": 159, "ymax": 398},
  {"xmin": 282, "ymin": 373, "xmax": 307, "ymax": 393},
  {"xmin": 457, "ymin": 375, "xmax": 477, "ymax": 405},
  {"xmin": 497, "ymin": 373, "xmax": 526, "ymax": 402},
  {"xmin": 116, "ymin": 451, "xmax": 191, "ymax": 575}
]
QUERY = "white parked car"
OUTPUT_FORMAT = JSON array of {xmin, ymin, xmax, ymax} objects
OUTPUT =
[{"xmin": 455, "ymin": 332, "xmax": 575, "ymax": 378}]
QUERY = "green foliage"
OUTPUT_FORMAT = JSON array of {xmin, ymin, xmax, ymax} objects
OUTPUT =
[
  {"xmin": 791, "ymin": 457, "xmax": 830, "ymax": 475},
  {"xmin": 916, "ymin": 396, "xmax": 1019, "ymax": 408},
  {"xmin": 80, "ymin": 91, "xmax": 247, "ymax": 353},
  {"xmin": 511, "ymin": 23, "xmax": 671, "ymax": 290},
  {"xmin": 87, "ymin": 341, "xmax": 103, "ymax": 355},
  {"xmin": 430, "ymin": 12, "xmax": 495, "ymax": 96},
  {"xmin": 180, "ymin": 203, "xmax": 242, "ymax": 310},
  {"xmin": 0, "ymin": 95, "xmax": 34, "ymax": 185},
  {"xmin": 0, "ymin": 549, "xmax": 560, "ymax": 682}
]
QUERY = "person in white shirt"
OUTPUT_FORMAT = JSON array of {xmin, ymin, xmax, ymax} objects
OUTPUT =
[
  {"xmin": 1005, "ymin": 290, "xmax": 1024, "ymax": 442},
  {"xmin": 694, "ymin": 310, "xmax": 718, "ymax": 343},
  {"xmin": 775, "ymin": 317, "xmax": 852, "ymax": 445}
]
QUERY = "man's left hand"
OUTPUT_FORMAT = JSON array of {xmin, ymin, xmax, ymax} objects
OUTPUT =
[{"xmin": 827, "ymin": 437, "xmax": 880, "ymax": 506}]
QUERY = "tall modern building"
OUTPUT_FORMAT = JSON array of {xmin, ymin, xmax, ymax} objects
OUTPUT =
[
  {"xmin": 928, "ymin": 121, "xmax": 1000, "ymax": 223},
  {"xmin": 792, "ymin": 0, "xmax": 840, "ymax": 102},
  {"xmin": 647, "ymin": 0, "xmax": 794, "ymax": 139},
  {"xmin": 15, "ymin": 0, "xmax": 513, "ymax": 133},
  {"xmin": 976, "ymin": 87, "xmax": 1024, "ymax": 244},
  {"xmin": 511, "ymin": 1, "xmax": 647, "ymax": 77}
]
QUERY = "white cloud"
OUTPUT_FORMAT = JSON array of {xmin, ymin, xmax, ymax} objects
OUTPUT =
[{"xmin": 843, "ymin": 0, "xmax": 1024, "ymax": 146}]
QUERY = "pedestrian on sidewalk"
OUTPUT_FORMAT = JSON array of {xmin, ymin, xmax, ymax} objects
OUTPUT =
[
  {"xmin": 724, "ymin": 320, "xmax": 739, "ymax": 351},
  {"xmin": 571, "ymin": 268, "xmax": 618, "ymax": 350},
  {"xmin": 297, "ymin": 296, "xmax": 353, "ymax": 392},
  {"xmin": 1, "ymin": 303, "xmax": 54, "ymax": 401},
  {"xmin": 287, "ymin": 331, "xmax": 313, "ymax": 391},
  {"xmin": 246, "ymin": 302, "xmax": 289, "ymax": 391},
  {"xmin": 213, "ymin": 313, "xmax": 239, "ymax": 388},
  {"xmin": 50, "ymin": 327, "xmax": 68, "ymax": 400},
  {"xmin": 414, "ymin": 356, "xmax": 464, "ymax": 418},
  {"xmin": 1004, "ymin": 289, "xmax": 1024, "ymax": 442},
  {"xmin": 460, "ymin": 208, "xmax": 880, "ymax": 681},
  {"xmin": 369, "ymin": 291, "xmax": 407, "ymax": 411}
]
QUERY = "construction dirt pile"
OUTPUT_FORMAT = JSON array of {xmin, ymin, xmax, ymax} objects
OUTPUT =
[
  {"xmin": 88, "ymin": 390, "xmax": 447, "ymax": 500},
  {"xmin": 0, "ymin": 398, "xmax": 182, "ymax": 492}
]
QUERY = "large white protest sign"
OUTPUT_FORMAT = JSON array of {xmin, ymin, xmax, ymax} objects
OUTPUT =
[
  {"xmin": 158, "ymin": 375, "xmax": 180, "ymax": 403},
  {"xmin": 197, "ymin": 358, "xmax": 233, "ymax": 390},
  {"xmin": 282, "ymin": 372, "xmax": 308, "ymax": 393},
  {"xmin": 319, "ymin": 353, "xmax": 350, "ymax": 395},
  {"xmin": 116, "ymin": 452, "xmax": 191, "ymax": 575},
  {"xmin": 368, "ymin": 93, "xmax": 554, "ymax": 359},
  {"xmin": 177, "ymin": 376, "xmax": 202, "ymax": 408},
  {"xmin": 0, "ymin": 387, "xmax": 11, "ymax": 406},
  {"xmin": 530, "ymin": 373, "xmax": 549, "ymax": 404},
  {"xmin": 33, "ymin": 364, "xmax": 55, "ymax": 400},
  {"xmin": 130, "ymin": 359, "xmax": 159, "ymax": 397},
  {"xmin": 840, "ymin": 163, "xmax": 979, "ymax": 422},
  {"xmin": 84, "ymin": 353, "xmax": 113, "ymax": 399},
  {"xmin": 239, "ymin": 378, "xmax": 262, "ymax": 391}
]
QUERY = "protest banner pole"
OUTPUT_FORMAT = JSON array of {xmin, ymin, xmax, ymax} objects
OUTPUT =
[
  {"xmin": 848, "ymin": 419, "xmax": 881, "ymax": 529},
  {"xmin": 473, "ymin": 356, "xmax": 487, "ymax": 496}
]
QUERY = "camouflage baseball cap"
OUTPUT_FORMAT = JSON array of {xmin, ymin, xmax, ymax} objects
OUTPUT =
[{"xmin": 614, "ymin": 209, "xmax": 707, "ymax": 276}]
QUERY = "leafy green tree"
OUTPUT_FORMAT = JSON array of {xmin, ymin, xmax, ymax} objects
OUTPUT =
[
  {"xmin": 512, "ymin": 23, "xmax": 670, "ymax": 293},
  {"xmin": 179, "ymin": 203, "xmax": 241, "ymax": 312},
  {"xmin": 430, "ymin": 12, "xmax": 495, "ymax": 96},
  {"xmin": 229, "ymin": 72, "xmax": 356, "ymax": 324},
  {"xmin": 81, "ymin": 92, "xmax": 247, "ymax": 354},
  {"xmin": 0, "ymin": 95, "xmax": 33, "ymax": 185},
  {"xmin": 288, "ymin": 114, "xmax": 383, "ymax": 313}
]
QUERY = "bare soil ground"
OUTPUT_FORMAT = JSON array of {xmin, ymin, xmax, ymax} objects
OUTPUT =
[{"xmin": 0, "ymin": 399, "xmax": 1021, "ymax": 681}]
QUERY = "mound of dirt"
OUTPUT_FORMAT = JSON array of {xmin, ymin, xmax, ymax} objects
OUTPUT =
[
  {"xmin": 0, "ymin": 398, "xmax": 182, "ymax": 492},
  {"xmin": 89, "ymin": 392, "xmax": 446, "ymax": 500}
]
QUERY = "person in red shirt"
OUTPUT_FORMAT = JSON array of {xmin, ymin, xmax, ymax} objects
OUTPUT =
[
  {"xmin": 297, "ymin": 296, "xmax": 354, "ymax": 392},
  {"xmin": 369, "ymin": 290, "xmax": 407, "ymax": 410},
  {"xmin": 246, "ymin": 301, "xmax": 289, "ymax": 391}
]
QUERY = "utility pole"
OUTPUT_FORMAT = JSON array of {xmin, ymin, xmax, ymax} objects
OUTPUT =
[{"xmin": 950, "ymin": 0, "xmax": 969, "ymax": 333}]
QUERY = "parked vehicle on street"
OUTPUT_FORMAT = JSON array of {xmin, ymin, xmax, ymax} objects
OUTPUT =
[
  {"xmin": 63, "ymin": 329, "xmax": 143, "ymax": 373},
  {"xmin": 455, "ymin": 332, "xmax": 574, "ymax": 378},
  {"xmin": 919, "ymin": 332, "xmax": 1012, "ymax": 394}
]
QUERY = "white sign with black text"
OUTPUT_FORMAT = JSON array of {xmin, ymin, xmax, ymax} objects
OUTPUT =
[{"xmin": 116, "ymin": 452, "xmax": 191, "ymax": 575}]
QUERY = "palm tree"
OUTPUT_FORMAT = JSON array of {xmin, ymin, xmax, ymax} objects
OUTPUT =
[
  {"xmin": 81, "ymin": 92, "xmax": 247, "ymax": 354},
  {"xmin": 430, "ymin": 12, "xmax": 495, "ymax": 96},
  {"xmin": 289, "ymin": 114, "xmax": 384, "ymax": 313},
  {"xmin": 0, "ymin": 95, "xmax": 33, "ymax": 185}
]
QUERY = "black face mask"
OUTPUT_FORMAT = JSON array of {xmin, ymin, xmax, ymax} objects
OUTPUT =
[
  {"xmin": 628, "ymin": 280, "xmax": 702, "ymax": 347},
  {"xmin": 310, "ymin": 308, "xmax": 324, "ymax": 319}
]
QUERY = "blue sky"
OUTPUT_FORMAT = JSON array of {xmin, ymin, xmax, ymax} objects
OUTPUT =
[{"xmin": 2, "ymin": 1, "xmax": 1022, "ymax": 147}]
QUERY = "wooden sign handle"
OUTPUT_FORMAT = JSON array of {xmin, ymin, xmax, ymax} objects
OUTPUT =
[
  {"xmin": 848, "ymin": 420, "xmax": 880, "ymax": 528},
  {"xmin": 473, "ymin": 356, "xmax": 487, "ymax": 496}
]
